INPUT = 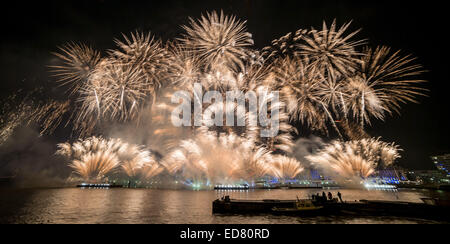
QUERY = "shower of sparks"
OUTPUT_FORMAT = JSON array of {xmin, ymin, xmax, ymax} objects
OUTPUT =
[
  {"xmin": 0, "ymin": 11, "xmax": 428, "ymax": 185},
  {"xmin": 111, "ymin": 31, "xmax": 173, "ymax": 93},
  {"xmin": 57, "ymin": 137, "xmax": 161, "ymax": 181},
  {"xmin": 299, "ymin": 19, "xmax": 366, "ymax": 78},
  {"xmin": 346, "ymin": 46, "xmax": 427, "ymax": 128},
  {"xmin": 50, "ymin": 43, "xmax": 102, "ymax": 94},
  {"xmin": 162, "ymin": 128, "xmax": 299, "ymax": 184},
  {"xmin": 270, "ymin": 155, "xmax": 305, "ymax": 180},
  {"xmin": 261, "ymin": 29, "xmax": 309, "ymax": 63},
  {"xmin": 180, "ymin": 10, "xmax": 254, "ymax": 72},
  {"xmin": 307, "ymin": 138, "xmax": 402, "ymax": 184}
]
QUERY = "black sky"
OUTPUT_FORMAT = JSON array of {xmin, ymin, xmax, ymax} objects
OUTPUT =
[{"xmin": 1, "ymin": 0, "xmax": 449, "ymax": 169}]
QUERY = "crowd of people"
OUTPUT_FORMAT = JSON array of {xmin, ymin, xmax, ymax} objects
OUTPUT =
[{"xmin": 311, "ymin": 191, "xmax": 344, "ymax": 203}]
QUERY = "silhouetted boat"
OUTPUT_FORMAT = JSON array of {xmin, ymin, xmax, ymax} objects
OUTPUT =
[
  {"xmin": 272, "ymin": 199, "xmax": 324, "ymax": 215},
  {"xmin": 213, "ymin": 196, "xmax": 297, "ymax": 214},
  {"xmin": 213, "ymin": 196, "xmax": 450, "ymax": 221}
]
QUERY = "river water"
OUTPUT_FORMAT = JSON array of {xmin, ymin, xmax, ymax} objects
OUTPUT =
[{"xmin": 0, "ymin": 188, "xmax": 448, "ymax": 224}]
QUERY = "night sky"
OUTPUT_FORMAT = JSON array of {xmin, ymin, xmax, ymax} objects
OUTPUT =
[{"xmin": 1, "ymin": 0, "xmax": 448, "ymax": 170}]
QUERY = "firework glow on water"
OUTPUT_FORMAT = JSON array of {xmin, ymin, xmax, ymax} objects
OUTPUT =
[{"xmin": 1, "ymin": 10, "xmax": 427, "ymax": 187}]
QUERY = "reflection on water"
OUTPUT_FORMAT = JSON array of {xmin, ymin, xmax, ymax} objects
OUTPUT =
[{"xmin": 0, "ymin": 188, "xmax": 448, "ymax": 224}]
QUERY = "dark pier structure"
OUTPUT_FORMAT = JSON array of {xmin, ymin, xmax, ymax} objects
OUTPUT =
[{"xmin": 213, "ymin": 196, "xmax": 450, "ymax": 222}]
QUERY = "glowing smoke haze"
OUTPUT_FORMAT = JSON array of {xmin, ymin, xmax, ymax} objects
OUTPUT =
[{"xmin": 0, "ymin": 10, "xmax": 427, "ymax": 187}]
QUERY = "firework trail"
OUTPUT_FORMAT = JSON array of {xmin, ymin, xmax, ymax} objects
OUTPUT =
[
  {"xmin": 232, "ymin": 146, "xmax": 274, "ymax": 180},
  {"xmin": 157, "ymin": 54, "xmax": 296, "ymax": 153},
  {"xmin": 344, "ymin": 76, "xmax": 386, "ymax": 129},
  {"xmin": 0, "ymin": 90, "xmax": 71, "ymax": 145},
  {"xmin": 307, "ymin": 138, "xmax": 401, "ymax": 184},
  {"xmin": 162, "ymin": 129, "xmax": 253, "ymax": 183},
  {"xmin": 0, "ymin": 100, "xmax": 31, "ymax": 146},
  {"xmin": 49, "ymin": 33, "xmax": 174, "ymax": 136}
]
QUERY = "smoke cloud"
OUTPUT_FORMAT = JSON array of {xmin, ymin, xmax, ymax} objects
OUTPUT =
[{"xmin": 0, "ymin": 126, "xmax": 70, "ymax": 188}]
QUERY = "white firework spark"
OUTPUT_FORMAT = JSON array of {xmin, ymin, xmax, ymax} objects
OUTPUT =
[
  {"xmin": 269, "ymin": 155, "xmax": 305, "ymax": 180},
  {"xmin": 299, "ymin": 19, "xmax": 365, "ymax": 78},
  {"xmin": 346, "ymin": 46, "xmax": 427, "ymax": 128},
  {"xmin": 181, "ymin": 10, "xmax": 254, "ymax": 72},
  {"xmin": 261, "ymin": 29, "xmax": 309, "ymax": 63},
  {"xmin": 307, "ymin": 138, "xmax": 401, "ymax": 184},
  {"xmin": 50, "ymin": 43, "xmax": 102, "ymax": 94},
  {"xmin": 272, "ymin": 57, "xmax": 328, "ymax": 132},
  {"xmin": 57, "ymin": 137, "xmax": 162, "ymax": 181},
  {"xmin": 111, "ymin": 31, "xmax": 173, "ymax": 93},
  {"xmin": 23, "ymin": 12, "xmax": 429, "ymax": 187},
  {"xmin": 163, "ymin": 129, "xmax": 275, "ymax": 184}
]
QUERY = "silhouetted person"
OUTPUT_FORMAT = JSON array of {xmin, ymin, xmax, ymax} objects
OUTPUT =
[
  {"xmin": 322, "ymin": 192, "xmax": 327, "ymax": 201},
  {"xmin": 328, "ymin": 192, "xmax": 333, "ymax": 201},
  {"xmin": 337, "ymin": 192, "xmax": 343, "ymax": 203}
]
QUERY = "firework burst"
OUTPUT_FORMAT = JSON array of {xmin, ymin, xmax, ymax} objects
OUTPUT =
[
  {"xmin": 167, "ymin": 42, "xmax": 202, "ymax": 87},
  {"xmin": 2, "ymin": 11, "xmax": 428, "ymax": 187},
  {"xmin": 181, "ymin": 10, "xmax": 254, "ymax": 72},
  {"xmin": 57, "ymin": 137, "xmax": 161, "ymax": 181},
  {"xmin": 299, "ymin": 19, "xmax": 365, "ymax": 78},
  {"xmin": 272, "ymin": 57, "xmax": 328, "ymax": 132},
  {"xmin": 261, "ymin": 29, "xmax": 309, "ymax": 63},
  {"xmin": 70, "ymin": 151, "xmax": 120, "ymax": 182},
  {"xmin": 163, "ymin": 129, "xmax": 276, "ymax": 184},
  {"xmin": 307, "ymin": 138, "xmax": 401, "ymax": 184},
  {"xmin": 43, "ymin": 12, "xmax": 427, "ymax": 140},
  {"xmin": 50, "ymin": 43, "xmax": 102, "ymax": 94},
  {"xmin": 111, "ymin": 32, "xmax": 173, "ymax": 93},
  {"xmin": 269, "ymin": 155, "xmax": 304, "ymax": 180},
  {"xmin": 83, "ymin": 60, "xmax": 149, "ymax": 122},
  {"xmin": 120, "ymin": 144, "xmax": 156, "ymax": 179},
  {"xmin": 346, "ymin": 46, "xmax": 427, "ymax": 128}
]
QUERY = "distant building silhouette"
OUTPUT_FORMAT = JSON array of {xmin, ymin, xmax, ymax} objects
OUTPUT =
[{"xmin": 431, "ymin": 154, "xmax": 450, "ymax": 177}]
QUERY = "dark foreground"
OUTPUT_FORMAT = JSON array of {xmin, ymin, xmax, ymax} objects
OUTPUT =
[
  {"xmin": 0, "ymin": 188, "xmax": 449, "ymax": 224},
  {"xmin": 213, "ymin": 197, "xmax": 450, "ymax": 222}
]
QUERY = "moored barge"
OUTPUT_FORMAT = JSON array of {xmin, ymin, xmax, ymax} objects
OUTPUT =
[
  {"xmin": 213, "ymin": 196, "xmax": 450, "ymax": 221},
  {"xmin": 213, "ymin": 196, "xmax": 297, "ymax": 214}
]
